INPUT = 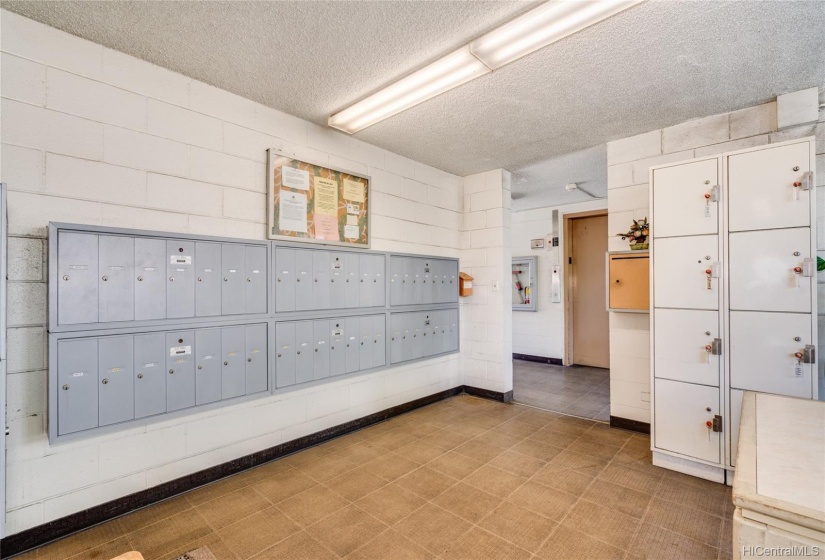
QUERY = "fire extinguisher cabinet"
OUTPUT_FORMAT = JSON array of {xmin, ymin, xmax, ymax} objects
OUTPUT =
[{"xmin": 512, "ymin": 256, "xmax": 537, "ymax": 312}]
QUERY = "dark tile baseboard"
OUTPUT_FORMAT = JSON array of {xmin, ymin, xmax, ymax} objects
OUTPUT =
[
  {"xmin": 1, "ymin": 384, "xmax": 510, "ymax": 558},
  {"xmin": 512, "ymin": 353, "xmax": 563, "ymax": 366},
  {"xmin": 610, "ymin": 415, "xmax": 651, "ymax": 435}
]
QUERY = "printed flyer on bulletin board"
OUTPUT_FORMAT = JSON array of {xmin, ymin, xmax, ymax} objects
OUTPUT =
[{"xmin": 266, "ymin": 149, "xmax": 370, "ymax": 247}]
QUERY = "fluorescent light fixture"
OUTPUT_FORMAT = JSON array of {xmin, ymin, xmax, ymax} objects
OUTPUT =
[
  {"xmin": 470, "ymin": 0, "xmax": 642, "ymax": 70},
  {"xmin": 329, "ymin": 0, "xmax": 641, "ymax": 134},
  {"xmin": 328, "ymin": 47, "xmax": 490, "ymax": 134}
]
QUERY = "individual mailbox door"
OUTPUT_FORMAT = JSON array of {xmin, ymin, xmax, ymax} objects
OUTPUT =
[
  {"xmin": 57, "ymin": 338, "xmax": 98, "ymax": 435},
  {"xmin": 344, "ymin": 253, "xmax": 360, "ymax": 308},
  {"xmin": 390, "ymin": 257, "xmax": 405, "ymax": 306},
  {"xmin": 245, "ymin": 324, "xmax": 268, "ymax": 394},
  {"xmin": 653, "ymin": 309, "xmax": 720, "ymax": 387},
  {"xmin": 221, "ymin": 244, "xmax": 245, "ymax": 315},
  {"xmin": 167, "ymin": 241, "xmax": 195, "ymax": 318},
  {"xmin": 421, "ymin": 261, "xmax": 434, "ymax": 305},
  {"xmin": 390, "ymin": 314, "xmax": 404, "ymax": 364},
  {"xmin": 431, "ymin": 262, "xmax": 444, "ymax": 304},
  {"xmin": 373, "ymin": 315, "xmax": 385, "ymax": 368},
  {"xmin": 98, "ymin": 335, "xmax": 134, "ymax": 426},
  {"xmin": 422, "ymin": 312, "xmax": 437, "ymax": 357},
  {"xmin": 359, "ymin": 254, "xmax": 374, "ymax": 307},
  {"xmin": 221, "ymin": 326, "xmax": 246, "ymax": 399},
  {"xmin": 275, "ymin": 247, "xmax": 296, "ymax": 312},
  {"xmin": 195, "ymin": 242, "xmax": 221, "ymax": 317},
  {"xmin": 410, "ymin": 313, "xmax": 423, "ymax": 360},
  {"xmin": 400, "ymin": 313, "xmax": 413, "ymax": 362},
  {"xmin": 653, "ymin": 235, "xmax": 719, "ymax": 310},
  {"xmin": 401, "ymin": 258, "xmax": 413, "ymax": 305},
  {"xmin": 407, "ymin": 258, "xmax": 422, "ymax": 305},
  {"xmin": 195, "ymin": 328, "xmax": 221, "ymax": 405},
  {"xmin": 166, "ymin": 330, "xmax": 195, "ymax": 411},
  {"xmin": 58, "ymin": 232, "xmax": 99, "ymax": 325},
  {"xmin": 447, "ymin": 309, "xmax": 459, "ymax": 351},
  {"xmin": 98, "ymin": 236, "xmax": 134, "ymax": 323},
  {"xmin": 295, "ymin": 250, "xmax": 313, "ymax": 311},
  {"xmin": 313, "ymin": 251, "xmax": 331, "ymax": 310},
  {"xmin": 313, "ymin": 319, "xmax": 330, "ymax": 380},
  {"xmin": 652, "ymin": 158, "xmax": 719, "ymax": 238},
  {"xmin": 730, "ymin": 311, "xmax": 813, "ymax": 399},
  {"xmin": 359, "ymin": 315, "xmax": 374, "ymax": 370},
  {"xmin": 432, "ymin": 311, "xmax": 445, "ymax": 355},
  {"xmin": 329, "ymin": 254, "xmax": 345, "ymax": 309},
  {"xmin": 654, "ymin": 378, "xmax": 721, "ymax": 464},
  {"xmin": 728, "ymin": 141, "xmax": 811, "ymax": 232},
  {"xmin": 345, "ymin": 317, "xmax": 360, "ymax": 373},
  {"xmin": 372, "ymin": 254, "xmax": 386, "ymax": 307},
  {"xmin": 447, "ymin": 261, "xmax": 459, "ymax": 303},
  {"xmin": 729, "ymin": 228, "xmax": 812, "ymax": 313},
  {"xmin": 245, "ymin": 245, "xmax": 267, "ymax": 314},
  {"xmin": 275, "ymin": 322, "xmax": 296, "ymax": 388},
  {"xmin": 134, "ymin": 333, "xmax": 166, "ymax": 419},
  {"xmin": 329, "ymin": 320, "xmax": 345, "ymax": 377},
  {"xmin": 295, "ymin": 321, "xmax": 314, "ymax": 384},
  {"xmin": 135, "ymin": 238, "xmax": 166, "ymax": 321}
]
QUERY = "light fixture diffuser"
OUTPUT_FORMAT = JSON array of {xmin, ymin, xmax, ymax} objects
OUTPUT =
[
  {"xmin": 470, "ymin": 0, "xmax": 642, "ymax": 70},
  {"xmin": 328, "ymin": 47, "xmax": 490, "ymax": 134},
  {"xmin": 329, "ymin": 0, "xmax": 642, "ymax": 134}
]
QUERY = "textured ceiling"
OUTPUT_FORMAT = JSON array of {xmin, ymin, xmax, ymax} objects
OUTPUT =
[
  {"xmin": 5, "ymin": 0, "xmax": 825, "ymax": 209},
  {"xmin": 512, "ymin": 145, "xmax": 606, "ymax": 211}
]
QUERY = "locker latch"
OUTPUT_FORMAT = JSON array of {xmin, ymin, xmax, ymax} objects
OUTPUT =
[
  {"xmin": 711, "ymin": 338, "xmax": 722, "ymax": 355},
  {"xmin": 801, "ymin": 171, "xmax": 813, "ymax": 191},
  {"xmin": 712, "ymin": 415, "xmax": 723, "ymax": 433},
  {"xmin": 803, "ymin": 344, "xmax": 816, "ymax": 364},
  {"xmin": 709, "ymin": 185, "xmax": 720, "ymax": 202},
  {"xmin": 802, "ymin": 258, "xmax": 815, "ymax": 277}
]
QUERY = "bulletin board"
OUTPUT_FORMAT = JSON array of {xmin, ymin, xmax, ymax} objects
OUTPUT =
[{"xmin": 267, "ymin": 149, "xmax": 370, "ymax": 247}]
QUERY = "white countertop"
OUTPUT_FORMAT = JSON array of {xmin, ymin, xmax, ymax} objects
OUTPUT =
[{"xmin": 733, "ymin": 392, "xmax": 825, "ymax": 533}]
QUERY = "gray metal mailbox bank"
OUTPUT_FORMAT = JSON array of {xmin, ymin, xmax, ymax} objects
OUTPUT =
[{"xmin": 48, "ymin": 223, "xmax": 460, "ymax": 443}]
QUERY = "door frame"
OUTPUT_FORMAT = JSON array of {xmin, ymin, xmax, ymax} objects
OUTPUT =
[{"xmin": 562, "ymin": 208, "xmax": 608, "ymax": 366}]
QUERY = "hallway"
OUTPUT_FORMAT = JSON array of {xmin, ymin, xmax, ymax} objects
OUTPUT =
[{"xmin": 513, "ymin": 360, "xmax": 610, "ymax": 422}]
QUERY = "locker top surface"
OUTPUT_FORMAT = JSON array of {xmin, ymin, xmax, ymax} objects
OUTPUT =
[{"xmin": 50, "ymin": 222, "xmax": 270, "ymax": 246}]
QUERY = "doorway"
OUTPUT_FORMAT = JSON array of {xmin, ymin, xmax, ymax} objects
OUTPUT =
[{"xmin": 512, "ymin": 209, "xmax": 611, "ymax": 421}]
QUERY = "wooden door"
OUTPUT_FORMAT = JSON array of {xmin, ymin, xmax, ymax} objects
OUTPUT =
[{"xmin": 571, "ymin": 215, "xmax": 609, "ymax": 368}]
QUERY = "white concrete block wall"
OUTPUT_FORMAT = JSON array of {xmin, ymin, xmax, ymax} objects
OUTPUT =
[
  {"xmin": 606, "ymin": 96, "xmax": 825, "ymax": 424},
  {"xmin": 460, "ymin": 170, "xmax": 512, "ymax": 393},
  {"xmin": 510, "ymin": 200, "xmax": 606, "ymax": 361},
  {"xmin": 0, "ymin": 10, "xmax": 466, "ymax": 535}
]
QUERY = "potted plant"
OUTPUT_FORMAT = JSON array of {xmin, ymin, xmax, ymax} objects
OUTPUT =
[{"xmin": 616, "ymin": 217, "xmax": 649, "ymax": 250}]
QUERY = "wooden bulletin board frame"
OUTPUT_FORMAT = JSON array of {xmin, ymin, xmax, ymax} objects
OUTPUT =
[{"xmin": 266, "ymin": 148, "xmax": 371, "ymax": 248}]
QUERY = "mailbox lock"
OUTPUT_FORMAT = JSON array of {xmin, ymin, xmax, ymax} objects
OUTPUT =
[
  {"xmin": 248, "ymin": 357, "xmax": 252, "ymax": 362},
  {"xmin": 315, "ymin": 348, "xmax": 318, "ymax": 352},
  {"xmin": 62, "ymin": 384, "xmax": 69, "ymax": 391},
  {"xmin": 247, "ymin": 278, "xmax": 252, "ymax": 282},
  {"xmin": 102, "ymin": 378, "xmax": 109, "ymax": 385},
  {"xmin": 224, "ymin": 277, "xmax": 229, "ymax": 282},
  {"xmin": 795, "ymin": 336, "xmax": 802, "ymax": 342},
  {"xmin": 137, "ymin": 373, "xmax": 144, "ymax": 379},
  {"xmin": 178, "ymin": 247, "xmax": 184, "ymax": 252},
  {"xmin": 169, "ymin": 369, "xmax": 174, "ymax": 374},
  {"xmin": 169, "ymin": 277, "xmax": 175, "ymax": 282},
  {"xmin": 346, "ymin": 344, "xmax": 350, "ymax": 347},
  {"xmin": 179, "ymin": 339, "xmax": 183, "ymax": 343},
  {"xmin": 297, "ymin": 351, "xmax": 301, "ymax": 355},
  {"xmin": 197, "ymin": 277, "xmax": 202, "ymax": 282},
  {"xmin": 138, "ymin": 276, "xmax": 144, "ymax": 282},
  {"xmin": 197, "ymin": 365, "xmax": 203, "ymax": 370},
  {"xmin": 330, "ymin": 278, "xmax": 334, "ymax": 282},
  {"xmin": 297, "ymin": 278, "xmax": 301, "ymax": 282},
  {"xmin": 793, "ymin": 166, "xmax": 800, "ymax": 171},
  {"xmin": 314, "ymin": 279, "xmax": 318, "ymax": 283},
  {"xmin": 224, "ymin": 361, "xmax": 229, "ymax": 365},
  {"xmin": 706, "ymin": 407, "xmax": 711, "ymax": 412},
  {"xmin": 102, "ymin": 275, "xmax": 109, "ymax": 281},
  {"xmin": 62, "ymin": 275, "xmax": 70, "ymax": 281},
  {"xmin": 794, "ymin": 251, "xmax": 801, "ymax": 256},
  {"xmin": 330, "ymin": 346, "xmax": 335, "ymax": 350},
  {"xmin": 705, "ymin": 331, "xmax": 711, "ymax": 336},
  {"xmin": 360, "ymin": 341, "xmax": 364, "ymax": 345},
  {"xmin": 277, "ymin": 278, "xmax": 281, "ymax": 282},
  {"xmin": 277, "ymin": 353, "xmax": 282, "ymax": 357}
]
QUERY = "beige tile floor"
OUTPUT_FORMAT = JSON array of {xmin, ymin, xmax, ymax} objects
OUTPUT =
[{"xmin": 18, "ymin": 395, "xmax": 734, "ymax": 560}]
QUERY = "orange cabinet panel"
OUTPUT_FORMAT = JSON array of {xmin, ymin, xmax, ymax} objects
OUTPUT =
[{"xmin": 608, "ymin": 252, "xmax": 649, "ymax": 311}]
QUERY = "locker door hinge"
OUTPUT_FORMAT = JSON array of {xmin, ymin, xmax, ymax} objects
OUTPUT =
[
  {"xmin": 803, "ymin": 344, "xmax": 816, "ymax": 364},
  {"xmin": 801, "ymin": 171, "xmax": 813, "ymax": 191},
  {"xmin": 712, "ymin": 415, "xmax": 723, "ymax": 433},
  {"xmin": 802, "ymin": 258, "xmax": 815, "ymax": 277},
  {"xmin": 711, "ymin": 338, "xmax": 723, "ymax": 355}
]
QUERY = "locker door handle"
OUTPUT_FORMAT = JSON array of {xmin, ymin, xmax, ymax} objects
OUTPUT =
[{"xmin": 803, "ymin": 345, "xmax": 816, "ymax": 364}]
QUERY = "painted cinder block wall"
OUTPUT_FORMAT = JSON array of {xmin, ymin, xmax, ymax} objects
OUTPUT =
[
  {"xmin": 0, "ymin": 10, "xmax": 514, "ymax": 535},
  {"xmin": 606, "ymin": 96, "xmax": 825, "ymax": 423}
]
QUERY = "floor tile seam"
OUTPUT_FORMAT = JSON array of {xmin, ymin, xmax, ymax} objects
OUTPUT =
[
  {"xmin": 304, "ymin": 500, "xmax": 391, "ymax": 551},
  {"xmin": 457, "ymin": 465, "xmax": 532, "ymax": 504},
  {"xmin": 512, "ymin": 400, "xmax": 609, "ymax": 424},
  {"xmin": 620, "ymin": 473, "xmax": 665, "ymax": 559},
  {"xmin": 424, "ymin": 500, "xmax": 534, "ymax": 560},
  {"xmin": 525, "ymin": 463, "xmax": 603, "ymax": 556},
  {"xmin": 320, "ymin": 473, "xmax": 391, "ymax": 503},
  {"xmin": 641, "ymin": 495, "xmax": 727, "ymax": 540},
  {"xmin": 646, "ymin": 490, "xmax": 729, "ymax": 521},
  {"xmin": 272, "ymin": 490, "xmax": 353, "ymax": 530},
  {"xmin": 301, "ymin": 529, "xmax": 346, "ymax": 560},
  {"xmin": 338, "ymin": 525, "xmax": 398, "ymax": 560},
  {"xmin": 52, "ymin": 531, "xmax": 129, "ymax": 560}
]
